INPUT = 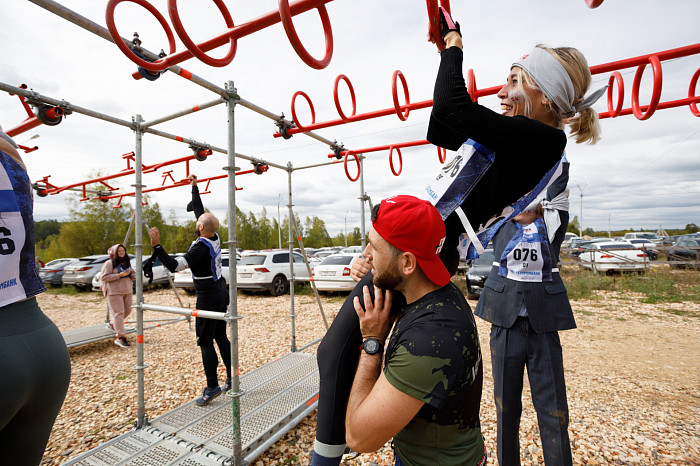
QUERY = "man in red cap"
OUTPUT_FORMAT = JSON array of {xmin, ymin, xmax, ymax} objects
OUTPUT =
[{"xmin": 344, "ymin": 195, "xmax": 485, "ymax": 466}]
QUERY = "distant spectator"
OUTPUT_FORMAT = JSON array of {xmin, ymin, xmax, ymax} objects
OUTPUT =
[{"xmin": 100, "ymin": 244, "xmax": 136, "ymax": 348}]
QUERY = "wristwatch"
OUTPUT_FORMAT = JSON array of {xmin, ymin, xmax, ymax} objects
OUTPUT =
[{"xmin": 361, "ymin": 338, "xmax": 383, "ymax": 355}]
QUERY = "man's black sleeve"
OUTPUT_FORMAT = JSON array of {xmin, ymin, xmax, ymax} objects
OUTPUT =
[
  {"xmin": 152, "ymin": 244, "xmax": 180, "ymax": 273},
  {"xmin": 186, "ymin": 185, "xmax": 205, "ymax": 219}
]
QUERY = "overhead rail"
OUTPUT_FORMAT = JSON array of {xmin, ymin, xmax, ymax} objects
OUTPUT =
[
  {"xmin": 326, "ymin": 139, "xmax": 447, "ymax": 181},
  {"xmin": 273, "ymin": 43, "xmax": 700, "ymax": 139},
  {"xmin": 104, "ymin": 0, "xmax": 336, "ymax": 74}
]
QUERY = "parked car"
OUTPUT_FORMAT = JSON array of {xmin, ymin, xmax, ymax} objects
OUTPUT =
[
  {"xmin": 624, "ymin": 232, "xmax": 660, "ymax": 243},
  {"xmin": 465, "ymin": 249, "xmax": 495, "ymax": 299},
  {"xmin": 62, "ymin": 254, "xmax": 112, "ymax": 289},
  {"xmin": 567, "ymin": 238, "xmax": 599, "ymax": 257},
  {"xmin": 578, "ymin": 242, "xmax": 648, "ymax": 274},
  {"xmin": 667, "ymin": 237, "xmax": 700, "ymax": 268},
  {"xmin": 172, "ymin": 254, "xmax": 232, "ymax": 291},
  {"xmin": 237, "ymin": 250, "xmax": 309, "ymax": 296},
  {"xmin": 561, "ymin": 233, "xmax": 581, "ymax": 248},
  {"xmin": 341, "ymin": 246, "xmax": 364, "ymax": 254},
  {"xmin": 38, "ymin": 258, "xmax": 78, "ymax": 286},
  {"xmin": 311, "ymin": 253, "xmax": 363, "ymax": 292},
  {"xmin": 623, "ymin": 239, "xmax": 658, "ymax": 260}
]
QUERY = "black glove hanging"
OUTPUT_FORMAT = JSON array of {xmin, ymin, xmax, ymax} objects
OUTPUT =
[
  {"xmin": 143, "ymin": 252, "xmax": 157, "ymax": 285},
  {"xmin": 439, "ymin": 6, "xmax": 461, "ymax": 40}
]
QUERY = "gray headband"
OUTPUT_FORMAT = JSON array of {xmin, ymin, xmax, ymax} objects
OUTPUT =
[{"xmin": 513, "ymin": 47, "xmax": 607, "ymax": 118}]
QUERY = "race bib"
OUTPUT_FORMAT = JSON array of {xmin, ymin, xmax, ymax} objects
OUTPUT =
[{"xmin": 498, "ymin": 219, "xmax": 552, "ymax": 282}]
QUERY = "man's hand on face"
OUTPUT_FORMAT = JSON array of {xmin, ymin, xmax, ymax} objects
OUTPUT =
[
  {"xmin": 350, "ymin": 256, "xmax": 372, "ymax": 282},
  {"xmin": 148, "ymin": 227, "xmax": 161, "ymax": 247},
  {"xmin": 353, "ymin": 285, "xmax": 393, "ymax": 343}
]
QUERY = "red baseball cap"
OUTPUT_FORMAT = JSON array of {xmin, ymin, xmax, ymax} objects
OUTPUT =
[{"xmin": 372, "ymin": 195, "xmax": 450, "ymax": 287}]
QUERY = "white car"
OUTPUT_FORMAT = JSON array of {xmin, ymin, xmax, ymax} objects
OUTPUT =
[
  {"xmin": 237, "ymin": 250, "xmax": 309, "ymax": 296},
  {"xmin": 172, "ymin": 254, "xmax": 232, "ymax": 292},
  {"xmin": 579, "ymin": 242, "xmax": 649, "ymax": 274},
  {"xmin": 311, "ymin": 253, "xmax": 363, "ymax": 292}
]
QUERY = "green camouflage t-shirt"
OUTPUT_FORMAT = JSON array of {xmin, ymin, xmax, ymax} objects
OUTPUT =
[{"xmin": 384, "ymin": 282, "xmax": 484, "ymax": 465}]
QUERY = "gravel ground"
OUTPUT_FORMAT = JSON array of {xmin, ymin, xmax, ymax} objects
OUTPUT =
[{"xmin": 38, "ymin": 284, "xmax": 699, "ymax": 465}]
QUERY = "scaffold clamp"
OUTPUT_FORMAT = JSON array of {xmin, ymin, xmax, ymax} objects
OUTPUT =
[
  {"xmin": 275, "ymin": 114, "xmax": 295, "ymax": 140},
  {"xmin": 330, "ymin": 141, "xmax": 345, "ymax": 160}
]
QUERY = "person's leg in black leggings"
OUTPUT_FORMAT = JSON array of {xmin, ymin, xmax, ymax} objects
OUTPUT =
[
  {"xmin": 311, "ymin": 271, "xmax": 411, "ymax": 465},
  {"xmin": 214, "ymin": 321, "xmax": 232, "ymax": 381}
]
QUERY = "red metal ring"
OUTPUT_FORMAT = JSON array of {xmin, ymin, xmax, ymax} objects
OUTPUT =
[
  {"xmin": 278, "ymin": 0, "xmax": 333, "ymax": 70},
  {"xmin": 606, "ymin": 71, "xmax": 624, "ymax": 118},
  {"xmin": 333, "ymin": 74, "xmax": 357, "ymax": 122},
  {"xmin": 689, "ymin": 67, "xmax": 700, "ymax": 117},
  {"xmin": 167, "ymin": 0, "xmax": 237, "ymax": 67},
  {"xmin": 106, "ymin": 0, "xmax": 176, "ymax": 72},
  {"xmin": 631, "ymin": 55, "xmax": 662, "ymax": 121},
  {"xmin": 291, "ymin": 91, "xmax": 316, "ymax": 131},
  {"xmin": 392, "ymin": 70, "xmax": 411, "ymax": 121},
  {"xmin": 426, "ymin": 0, "xmax": 451, "ymax": 52},
  {"xmin": 585, "ymin": 0, "xmax": 604, "ymax": 7},
  {"xmin": 466, "ymin": 68, "xmax": 478, "ymax": 103},
  {"xmin": 344, "ymin": 152, "xmax": 361, "ymax": 182},
  {"xmin": 389, "ymin": 146, "xmax": 403, "ymax": 176},
  {"xmin": 437, "ymin": 146, "xmax": 446, "ymax": 164}
]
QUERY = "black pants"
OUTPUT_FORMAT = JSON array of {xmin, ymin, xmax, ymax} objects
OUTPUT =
[
  {"xmin": 490, "ymin": 317, "xmax": 572, "ymax": 465},
  {"xmin": 0, "ymin": 297, "xmax": 71, "ymax": 465},
  {"xmin": 196, "ymin": 282, "xmax": 231, "ymax": 388}
]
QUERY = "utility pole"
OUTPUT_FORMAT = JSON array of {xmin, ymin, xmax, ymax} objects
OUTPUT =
[
  {"xmin": 344, "ymin": 210, "xmax": 350, "ymax": 247},
  {"xmin": 575, "ymin": 182, "xmax": 587, "ymax": 237},
  {"xmin": 608, "ymin": 213, "xmax": 615, "ymax": 238},
  {"xmin": 277, "ymin": 194, "xmax": 282, "ymax": 249}
]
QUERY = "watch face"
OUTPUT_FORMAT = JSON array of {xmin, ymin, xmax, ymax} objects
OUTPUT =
[{"xmin": 363, "ymin": 339, "xmax": 379, "ymax": 354}]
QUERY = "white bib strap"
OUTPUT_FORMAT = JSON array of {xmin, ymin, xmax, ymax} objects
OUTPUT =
[{"xmin": 455, "ymin": 207, "xmax": 484, "ymax": 255}]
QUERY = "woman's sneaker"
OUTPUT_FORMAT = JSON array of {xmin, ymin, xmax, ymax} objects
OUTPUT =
[
  {"xmin": 195, "ymin": 386, "xmax": 222, "ymax": 406},
  {"xmin": 114, "ymin": 337, "xmax": 130, "ymax": 348},
  {"xmin": 221, "ymin": 378, "xmax": 232, "ymax": 393}
]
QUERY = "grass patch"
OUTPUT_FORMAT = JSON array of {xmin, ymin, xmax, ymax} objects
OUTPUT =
[
  {"xmin": 44, "ymin": 285, "xmax": 85, "ymax": 296},
  {"xmin": 561, "ymin": 266, "xmax": 700, "ymax": 306}
]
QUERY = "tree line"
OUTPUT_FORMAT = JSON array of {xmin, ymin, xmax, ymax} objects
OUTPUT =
[{"xmin": 34, "ymin": 194, "xmax": 362, "ymax": 262}]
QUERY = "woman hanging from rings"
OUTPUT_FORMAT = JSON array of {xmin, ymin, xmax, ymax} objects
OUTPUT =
[{"xmin": 310, "ymin": 7, "xmax": 606, "ymax": 466}]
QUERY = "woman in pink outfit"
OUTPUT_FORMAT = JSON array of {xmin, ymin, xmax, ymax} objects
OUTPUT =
[{"xmin": 101, "ymin": 244, "xmax": 135, "ymax": 347}]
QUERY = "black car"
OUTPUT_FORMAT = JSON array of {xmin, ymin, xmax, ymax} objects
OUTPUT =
[
  {"xmin": 39, "ymin": 258, "xmax": 78, "ymax": 286},
  {"xmin": 465, "ymin": 249, "xmax": 495, "ymax": 299},
  {"xmin": 667, "ymin": 237, "xmax": 700, "ymax": 268}
]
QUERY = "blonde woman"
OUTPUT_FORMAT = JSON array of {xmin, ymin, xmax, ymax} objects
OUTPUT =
[{"xmin": 310, "ymin": 8, "xmax": 604, "ymax": 465}]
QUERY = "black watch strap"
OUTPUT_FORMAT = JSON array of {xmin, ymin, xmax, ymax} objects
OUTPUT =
[{"xmin": 361, "ymin": 338, "xmax": 383, "ymax": 355}]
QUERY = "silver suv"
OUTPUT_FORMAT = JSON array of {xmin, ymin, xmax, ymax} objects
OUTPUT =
[
  {"xmin": 62, "ymin": 254, "xmax": 111, "ymax": 289},
  {"xmin": 237, "ymin": 250, "xmax": 309, "ymax": 296}
]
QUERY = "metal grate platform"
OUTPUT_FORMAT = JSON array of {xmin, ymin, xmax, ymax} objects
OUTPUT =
[
  {"xmin": 64, "ymin": 352, "xmax": 319, "ymax": 465},
  {"xmin": 62, "ymin": 324, "xmax": 137, "ymax": 348}
]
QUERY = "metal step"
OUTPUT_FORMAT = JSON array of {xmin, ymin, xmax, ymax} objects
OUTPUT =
[
  {"xmin": 64, "ymin": 352, "xmax": 319, "ymax": 465},
  {"xmin": 62, "ymin": 324, "xmax": 137, "ymax": 348}
]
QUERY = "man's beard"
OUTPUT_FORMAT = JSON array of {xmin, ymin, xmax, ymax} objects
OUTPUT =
[{"xmin": 372, "ymin": 257, "xmax": 402, "ymax": 290}]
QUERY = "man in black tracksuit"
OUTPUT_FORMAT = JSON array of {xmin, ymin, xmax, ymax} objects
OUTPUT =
[{"xmin": 147, "ymin": 174, "xmax": 231, "ymax": 406}]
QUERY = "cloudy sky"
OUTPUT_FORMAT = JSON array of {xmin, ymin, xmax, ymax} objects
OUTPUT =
[{"xmin": 1, "ymin": 0, "xmax": 699, "ymax": 237}]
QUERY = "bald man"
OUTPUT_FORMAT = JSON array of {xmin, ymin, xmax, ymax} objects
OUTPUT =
[{"xmin": 148, "ymin": 174, "xmax": 232, "ymax": 406}]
